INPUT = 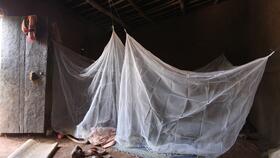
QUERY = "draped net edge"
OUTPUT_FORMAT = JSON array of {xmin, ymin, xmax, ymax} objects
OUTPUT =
[
  {"xmin": 51, "ymin": 31, "xmax": 124, "ymax": 138},
  {"xmin": 116, "ymin": 33, "xmax": 269, "ymax": 157},
  {"xmin": 51, "ymin": 31, "xmax": 271, "ymax": 158}
]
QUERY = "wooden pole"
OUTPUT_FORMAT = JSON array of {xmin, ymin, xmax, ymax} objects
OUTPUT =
[
  {"xmin": 86, "ymin": 0, "xmax": 127, "ymax": 28},
  {"xmin": 126, "ymin": 0, "xmax": 153, "ymax": 22},
  {"xmin": 178, "ymin": 0, "xmax": 185, "ymax": 15}
]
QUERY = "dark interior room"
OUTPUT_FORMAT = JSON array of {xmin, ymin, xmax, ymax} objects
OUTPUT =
[{"xmin": 0, "ymin": 0, "xmax": 280, "ymax": 158}]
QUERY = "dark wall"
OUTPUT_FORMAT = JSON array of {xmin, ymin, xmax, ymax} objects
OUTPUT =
[
  {"xmin": 0, "ymin": 0, "xmax": 252, "ymax": 67},
  {"xmin": 128, "ymin": 0, "xmax": 250, "ymax": 70},
  {"xmin": 0, "ymin": 0, "xmax": 105, "ymax": 54},
  {"xmin": 1, "ymin": 0, "xmax": 280, "ymax": 144},
  {"xmin": 117, "ymin": 0, "xmax": 280, "ymax": 145},
  {"xmin": 119, "ymin": 0, "xmax": 280, "ymax": 145},
  {"xmin": 247, "ymin": 0, "xmax": 280, "ymax": 145},
  {"xmin": 131, "ymin": 0, "xmax": 280, "ymax": 145}
]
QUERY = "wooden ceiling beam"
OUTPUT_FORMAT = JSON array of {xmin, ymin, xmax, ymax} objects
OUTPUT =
[
  {"xmin": 155, "ymin": 8, "xmax": 180, "ymax": 20},
  {"xmin": 120, "ymin": 0, "xmax": 177, "ymax": 17},
  {"xmin": 151, "ymin": 5, "xmax": 180, "ymax": 18},
  {"xmin": 186, "ymin": 0, "xmax": 212, "ymax": 9},
  {"xmin": 214, "ymin": 0, "xmax": 220, "ymax": 4},
  {"xmin": 111, "ymin": 0, "xmax": 126, "ymax": 7},
  {"xmin": 113, "ymin": 3, "xmax": 130, "ymax": 10},
  {"xmin": 141, "ymin": 0, "xmax": 161, "ymax": 8},
  {"xmin": 126, "ymin": 0, "xmax": 153, "ymax": 22},
  {"xmin": 86, "ymin": 0, "xmax": 127, "ymax": 28},
  {"xmin": 72, "ymin": 2, "xmax": 88, "ymax": 8},
  {"xmin": 146, "ymin": 0, "xmax": 179, "ymax": 16},
  {"xmin": 178, "ymin": 0, "xmax": 185, "ymax": 15}
]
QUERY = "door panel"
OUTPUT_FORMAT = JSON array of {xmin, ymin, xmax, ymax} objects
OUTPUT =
[
  {"xmin": 0, "ymin": 16, "xmax": 48, "ymax": 133},
  {"xmin": 0, "ymin": 17, "xmax": 22, "ymax": 132},
  {"xmin": 23, "ymin": 36, "xmax": 48, "ymax": 133}
]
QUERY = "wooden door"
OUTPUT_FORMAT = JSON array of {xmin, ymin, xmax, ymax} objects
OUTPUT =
[{"xmin": 0, "ymin": 16, "xmax": 48, "ymax": 133}]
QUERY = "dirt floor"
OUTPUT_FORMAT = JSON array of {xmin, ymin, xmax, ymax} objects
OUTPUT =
[
  {"xmin": 0, "ymin": 135, "xmax": 262, "ymax": 158},
  {"xmin": 0, "ymin": 135, "xmax": 137, "ymax": 158}
]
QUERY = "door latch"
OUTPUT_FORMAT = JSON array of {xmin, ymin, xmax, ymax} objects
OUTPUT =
[{"xmin": 29, "ymin": 71, "xmax": 40, "ymax": 81}]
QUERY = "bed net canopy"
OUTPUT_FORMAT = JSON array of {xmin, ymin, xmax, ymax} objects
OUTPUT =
[{"xmin": 51, "ymin": 30, "xmax": 272, "ymax": 157}]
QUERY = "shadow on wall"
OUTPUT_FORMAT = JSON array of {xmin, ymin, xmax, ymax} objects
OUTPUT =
[{"xmin": 247, "ymin": 0, "xmax": 280, "ymax": 146}]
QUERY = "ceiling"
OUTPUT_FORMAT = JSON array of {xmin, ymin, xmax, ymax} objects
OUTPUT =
[{"xmin": 62, "ymin": 0, "xmax": 226, "ymax": 30}]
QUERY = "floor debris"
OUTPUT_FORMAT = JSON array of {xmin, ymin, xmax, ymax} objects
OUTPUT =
[
  {"xmin": 71, "ymin": 145, "xmax": 112, "ymax": 158},
  {"xmin": 0, "ymin": 134, "xmax": 268, "ymax": 158},
  {"xmin": 8, "ymin": 139, "xmax": 58, "ymax": 158},
  {"xmin": 88, "ymin": 127, "xmax": 116, "ymax": 149}
]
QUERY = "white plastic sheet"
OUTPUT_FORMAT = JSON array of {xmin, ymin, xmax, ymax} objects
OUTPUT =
[
  {"xmin": 116, "ymin": 33, "xmax": 270, "ymax": 157},
  {"xmin": 51, "ymin": 31, "xmax": 270, "ymax": 157}
]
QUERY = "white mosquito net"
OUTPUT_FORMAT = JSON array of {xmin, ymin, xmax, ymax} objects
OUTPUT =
[
  {"xmin": 116, "ymin": 33, "xmax": 271, "ymax": 157},
  {"xmin": 196, "ymin": 54, "xmax": 234, "ymax": 72},
  {"xmin": 51, "ymin": 30, "xmax": 271, "ymax": 158},
  {"xmin": 51, "ymin": 31, "xmax": 124, "ymax": 138}
]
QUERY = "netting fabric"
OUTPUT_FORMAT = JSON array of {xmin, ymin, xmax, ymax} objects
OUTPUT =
[
  {"xmin": 116, "ymin": 33, "xmax": 270, "ymax": 157},
  {"xmin": 52, "ymin": 31, "xmax": 124, "ymax": 138},
  {"xmin": 51, "ymin": 31, "xmax": 271, "ymax": 157}
]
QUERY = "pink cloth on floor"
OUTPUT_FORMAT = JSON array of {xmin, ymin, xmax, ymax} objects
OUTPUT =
[{"xmin": 88, "ymin": 127, "xmax": 116, "ymax": 148}]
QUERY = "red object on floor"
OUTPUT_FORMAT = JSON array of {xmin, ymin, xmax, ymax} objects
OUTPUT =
[{"xmin": 57, "ymin": 133, "xmax": 65, "ymax": 139}]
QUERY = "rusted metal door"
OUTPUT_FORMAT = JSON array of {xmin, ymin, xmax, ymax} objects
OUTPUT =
[{"xmin": 0, "ymin": 16, "xmax": 48, "ymax": 133}]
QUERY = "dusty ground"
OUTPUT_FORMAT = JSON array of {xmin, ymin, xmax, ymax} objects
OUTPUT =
[
  {"xmin": 0, "ymin": 135, "xmax": 136, "ymax": 158},
  {"xmin": 220, "ymin": 138, "xmax": 262, "ymax": 158},
  {"xmin": 0, "ymin": 135, "xmax": 262, "ymax": 158}
]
